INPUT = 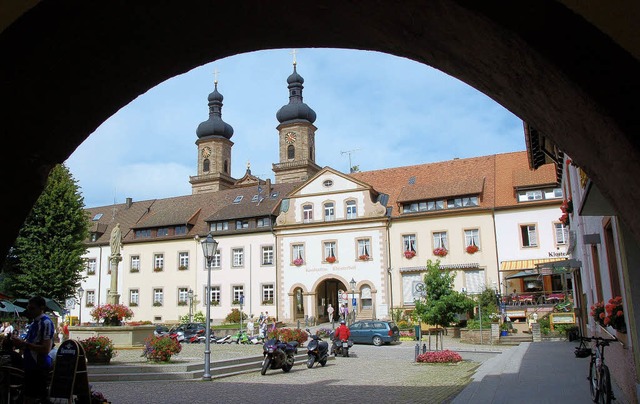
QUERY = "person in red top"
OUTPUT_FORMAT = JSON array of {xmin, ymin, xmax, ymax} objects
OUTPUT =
[{"xmin": 335, "ymin": 320, "xmax": 350, "ymax": 341}]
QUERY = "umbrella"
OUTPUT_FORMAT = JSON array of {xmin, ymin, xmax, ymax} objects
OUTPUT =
[
  {"xmin": 13, "ymin": 297, "xmax": 65, "ymax": 314},
  {"xmin": 0, "ymin": 300, "xmax": 25, "ymax": 313}
]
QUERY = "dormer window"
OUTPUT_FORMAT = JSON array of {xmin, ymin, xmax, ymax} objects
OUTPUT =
[
  {"xmin": 517, "ymin": 187, "xmax": 563, "ymax": 202},
  {"xmin": 92, "ymin": 213, "xmax": 103, "ymax": 221},
  {"xmin": 233, "ymin": 195, "xmax": 243, "ymax": 204}
]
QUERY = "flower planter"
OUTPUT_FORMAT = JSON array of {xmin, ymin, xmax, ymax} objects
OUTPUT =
[
  {"xmin": 293, "ymin": 259, "xmax": 304, "ymax": 266},
  {"xmin": 326, "ymin": 257, "xmax": 336, "ymax": 263},
  {"xmin": 86, "ymin": 355, "xmax": 111, "ymax": 365},
  {"xmin": 500, "ymin": 330, "xmax": 509, "ymax": 337},
  {"xmin": 466, "ymin": 245, "xmax": 479, "ymax": 254},
  {"xmin": 433, "ymin": 248, "xmax": 448, "ymax": 257},
  {"xmin": 404, "ymin": 251, "xmax": 416, "ymax": 259}
]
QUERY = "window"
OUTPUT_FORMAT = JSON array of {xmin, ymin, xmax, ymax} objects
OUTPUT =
[
  {"xmin": 175, "ymin": 225, "xmax": 187, "ymax": 235},
  {"xmin": 179, "ymin": 252, "xmax": 189, "ymax": 269},
  {"xmin": 447, "ymin": 198, "xmax": 463, "ymax": 208},
  {"xmin": 233, "ymin": 286, "xmax": 244, "ymax": 303},
  {"xmin": 211, "ymin": 248, "xmax": 221, "ymax": 268},
  {"xmin": 86, "ymin": 258, "xmax": 96, "ymax": 275},
  {"xmin": 154, "ymin": 254, "xmax": 164, "ymax": 270},
  {"xmin": 257, "ymin": 217, "xmax": 271, "ymax": 227},
  {"xmin": 153, "ymin": 288, "xmax": 164, "ymax": 306},
  {"xmin": 465, "ymin": 229, "xmax": 480, "ymax": 248},
  {"xmin": 292, "ymin": 244, "xmax": 305, "ymax": 262},
  {"xmin": 463, "ymin": 197, "xmax": 479, "ymax": 207},
  {"xmin": 210, "ymin": 286, "xmax": 220, "ymax": 305},
  {"xmin": 211, "ymin": 221, "xmax": 228, "ymax": 232},
  {"xmin": 287, "ymin": 144, "xmax": 295, "ymax": 159},
  {"xmin": 157, "ymin": 227, "xmax": 169, "ymax": 236},
  {"xmin": 403, "ymin": 235, "xmax": 416, "ymax": 252},
  {"xmin": 236, "ymin": 220, "xmax": 249, "ymax": 229},
  {"xmin": 130, "ymin": 255, "xmax": 140, "ymax": 272},
  {"xmin": 303, "ymin": 204, "xmax": 313, "ymax": 223},
  {"xmin": 86, "ymin": 290, "xmax": 95, "ymax": 307},
  {"xmin": 129, "ymin": 289, "xmax": 139, "ymax": 306},
  {"xmin": 555, "ymin": 223, "xmax": 569, "ymax": 245},
  {"xmin": 92, "ymin": 213, "xmax": 103, "ymax": 221},
  {"xmin": 178, "ymin": 288, "xmax": 189, "ymax": 305},
  {"xmin": 135, "ymin": 229, "xmax": 151, "ymax": 238},
  {"xmin": 232, "ymin": 248, "xmax": 244, "ymax": 267},
  {"xmin": 262, "ymin": 246, "xmax": 274, "ymax": 265},
  {"xmin": 262, "ymin": 284, "xmax": 274, "ymax": 304},
  {"xmin": 233, "ymin": 195, "xmax": 243, "ymax": 204},
  {"xmin": 323, "ymin": 179, "xmax": 333, "ymax": 187},
  {"xmin": 203, "ymin": 158, "xmax": 210, "ymax": 172},
  {"xmin": 324, "ymin": 203, "xmax": 335, "ymax": 221},
  {"xmin": 324, "ymin": 241, "xmax": 337, "ymax": 261},
  {"xmin": 346, "ymin": 200, "xmax": 357, "ymax": 219},
  {"xmin": 433, "ymin": 232, "xmax": 448, "ymax": 249},
  {"xmin": 357, "ymin": 238, "xmax": 371, "ymax": 258},
  {"xmin": 521, "ymin": 224, "xmax": 538, "ymax": 247},
  {"xmin": 252, "ymin": 194, "xmax": 259, "ymax": 202},
  {"xmin": 517, "ymin": 188, "xmax": 563, "ymax": 202}
]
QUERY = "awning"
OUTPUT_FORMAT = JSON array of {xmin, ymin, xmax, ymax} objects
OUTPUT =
[
  {"xmin": 500, "ymin": 258, "xmax": 567, "ymax": 271},
  {"xmin": 400, "ymin": 263, "xmax": 480, "ymax": 273},
  {"xmin": 505, "ymin": 270, "xmax": 541, "ymax": 279}
]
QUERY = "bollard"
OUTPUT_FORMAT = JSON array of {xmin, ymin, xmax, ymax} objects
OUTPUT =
[
  {"xmin": 297, "ymin": 320, "xmax": 300, "ymax": 329},
  {"xmin": 305, "ymin": 315, "xmax": 308, "ymax": 327},
  {"xmin": 422, "ymin": 343, "xmax": 427, "ymax": 354},
  {"xmin": 415, "ymin": 343, "xmax": 420, "ymax": 361}
]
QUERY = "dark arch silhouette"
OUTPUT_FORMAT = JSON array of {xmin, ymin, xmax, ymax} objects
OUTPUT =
[{"xmin": 1, "ymin": 1, "xmax": 639, "ymax": 261}]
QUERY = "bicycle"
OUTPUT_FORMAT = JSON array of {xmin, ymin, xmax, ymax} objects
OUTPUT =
[{"xmin": 576, "ymin": 336, "xmax": 617, "ymax": 403}]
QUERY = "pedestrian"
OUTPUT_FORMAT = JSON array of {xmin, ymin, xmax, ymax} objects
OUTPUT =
[
  {"xmin": 62, "ymin": 321, "xmax": 69, "ymax": 341},
  {"xmin": 3, "ymin": 322, "xmax": 14, "ymax": 337},
  {"xmin": 258, "ymin": 311, "xmax": 265, "ymax": 325},
  {"xmin": 247, "ymin": 315, "xmax": 254, "ymax": 336},
  {"xmin": 327, "ymin": 304, "xmax": 334, "ymax": 324},
  {"xmin": 11, "ymin": 296, "xmax": 55, "ymax": 404}
]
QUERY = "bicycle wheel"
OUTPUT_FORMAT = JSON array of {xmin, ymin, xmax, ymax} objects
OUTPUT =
[
  {"xmin": 599, "ymin": 365, "xmax": 613, "ymax": 404},
  {"xmin": 589, "ymin": 358, "xmax": 599, "ymax": 402}
]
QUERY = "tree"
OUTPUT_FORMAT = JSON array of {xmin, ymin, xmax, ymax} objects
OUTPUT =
[
  {"xmin": 413, "ymin": 259, "xmax": 474, "ymax": 328},
  {"xmin": 3, "ymin": 164, "xmax": 88, "ymax": 302}
]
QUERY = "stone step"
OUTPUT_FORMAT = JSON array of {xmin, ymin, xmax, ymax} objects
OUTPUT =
[
  {"xmin": 87, "ymin": 350, "xmax": 325, "ymax": 382},
  {"xmin": 499, "ymin": 335, "xmax": 533, "ymax": 345}
]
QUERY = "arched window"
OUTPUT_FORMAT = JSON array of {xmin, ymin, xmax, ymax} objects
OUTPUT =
[
  {"xmin": 346, "ymin": 200, "xmax": 357, "ymax": 219},
  {"xmin": 324, "ymin": 202, "xmax": 335, "ymax": 221},
  {"xmin": 203, "ymin": 159, "xmax": 210, "ymax": 172},
  {"xmin": 287, "ymin": 145, "xmax": 295, "ymax": 159},
  {"xmin": 303, "ymin": 204, "xmax": 313, "ymax": 223}
]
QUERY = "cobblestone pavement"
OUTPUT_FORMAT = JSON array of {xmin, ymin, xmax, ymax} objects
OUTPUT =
[{"xmin": 94, "ymin": 339, "xmax": 506, "ymax": 404}]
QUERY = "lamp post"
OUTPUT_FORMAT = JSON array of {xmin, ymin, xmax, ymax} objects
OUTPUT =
[
  {"xmin": 349, "ymin": 278, "xmax": 356, "ymax": 323},
  {"xmin": 77, "ymin": 286, "xmax": 84, "ymax": 326},
  {"xmin": 239, "ymin": 294, "xmax": 244, "ymax": 337},
  {"xmin": 201, "ymin": 233, "xmax": 218, "ymax": 381},
  {"xmin": 188, "ymin": 289, "xmax": 194, "ymax": 323}
]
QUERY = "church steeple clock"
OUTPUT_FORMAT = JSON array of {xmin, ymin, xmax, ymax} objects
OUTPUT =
[
  {"xmin": 272, "ymin": 59, "xmax": 321, "ymax": 184},
  {"xmin": 190, "ymin": 73, "xmax": 236, "ymax": 194}
]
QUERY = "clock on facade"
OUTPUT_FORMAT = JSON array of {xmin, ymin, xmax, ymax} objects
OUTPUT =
[
  {"xmin": 285, "ymin": 132, "xmax": 297, "ymax": 144},
  {"xmin": 202, "ymin": 146, "xmax": 212, "ymax": 158}
]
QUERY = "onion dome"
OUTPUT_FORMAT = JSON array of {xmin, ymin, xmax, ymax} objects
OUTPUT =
[
  {"xmin": 276, "ymin": 64, "xmax": 317, "ymax": 124},
  {"xmin": 196, "ymin": 82, "xmax": 234, "ymax": 139}
]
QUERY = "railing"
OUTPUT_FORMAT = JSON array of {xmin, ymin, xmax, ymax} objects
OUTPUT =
[{"xmin": 503, "ymin": 291, "xmax": 574, "ymax": 306}]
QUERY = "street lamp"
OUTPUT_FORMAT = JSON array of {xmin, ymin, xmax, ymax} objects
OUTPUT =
[
  {"xmin": 200, "ymin": 233, "xmax": 218, "ymax": 381},
  {"xmin": 77, "ymin": 286, "xmax": 84, "ymax": 326},
  {"xmin": 188, "ymin": 289, "xmax": 194, "ymax": 323},
  {"xmin": 239, "ymin": 294, "xmax": 244, "ymax": 337},
  {"xmin": 349, "ymin": 278, "xmax": 356, "ymax": 322}
]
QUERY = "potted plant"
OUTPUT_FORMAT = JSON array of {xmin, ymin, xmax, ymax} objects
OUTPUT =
[
  {"xmin": 466, "ymin": 245, "xmax": 479, "ymax": 254},
  {"xmin": 500, "ymin": 322, "xmax": 509, "ymax": 336},
  {"xmin": 293, "ymin": 258, "xmax": 304, "ymax": 266},
  {"xmin": 590, "ymin": 301, "xmax": 606, "ymax": 327},
  {"xmin": 604, "ymin": 296, "xmax": 626, "ymax": 333},
  {"xmin": 80, "ymin": 335, "xmax": 116, "ymax": 364},
  {"xmin": 404, "ymin": 250, "xmax": 416, "ymax": 259},
  {"xmin": 90, "ymin": 303, "xmax": 134, "ymax": 326},
  {"xmin": 142, "ymin": 335, "xmax": 182, "ymax": 363},
  {"xmin": 326, "ymin": 256, "xmax": 336, "ymax": 263},
  {"xmin": 433, "ymin": 247, "xmax": 448, "ymax": 257}
]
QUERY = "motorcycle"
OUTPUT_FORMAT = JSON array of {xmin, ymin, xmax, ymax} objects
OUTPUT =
[
  {"xmin": 330, "ymin": 331, "xmax": 353, "ymax": 357},
  {"xmin": 230, "ymin": 330, "xmax": 251, "ymax": 344},
  {"xmin": 305, "ymin": 328, "xmax": 329, "ymax": 368},
  {"xmin": 261, "ymin": 338, "xmax": 299, "ymax": 375},
  {"xmin": 215, "ymin": 335, "xmax": 232, "ymax": 344}
]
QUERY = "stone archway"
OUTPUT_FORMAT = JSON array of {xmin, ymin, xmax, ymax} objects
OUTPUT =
[{"xmin": 2, "ymin": 2, "xmax": 639, "ymax": 266}]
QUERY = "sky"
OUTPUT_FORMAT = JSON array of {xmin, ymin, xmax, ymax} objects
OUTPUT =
[{"xmin": 65, "ymin": 48, "xmax": 525, "ymax": 209}]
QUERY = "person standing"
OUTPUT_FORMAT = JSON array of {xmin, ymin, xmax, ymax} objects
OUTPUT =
[
  {"xmin": 246, "ymin": 315, "xmax": 254, "ymax": 337},
  {"xmin": 12, "ymin": 296, "xmax": 55, "ymax": 404},
  {"xmin": 3, "ymin": 322, "xmax": 14, "ymax": 337},
  {"xmin": 327, "ymin": 304, "xmax": 334, "ymax": 324}
]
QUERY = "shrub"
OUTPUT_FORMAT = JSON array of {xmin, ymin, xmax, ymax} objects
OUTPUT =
[
  {"xmin": 267, "ymin": 328, "xmax": 309, "ymax": 346},
  {"xmin": 316, "ymin": 328, "xmax": 333, "ymax": 338},
  {"xmin": 142, "ymin": 335, "xmax": 182, "ymax": 362},
  {"xmin": 416, "ymin": 350, "xmax": 462, "ymax": 363},
  {"xmin": 90, "ymin": 304, "xmax": 134, "ymax": 324},
  {"xmin": 397, "ymin": 320, "xmax": 412, "ymax": 329},
  {"xmin": 224, "ymin": 308, "xmax": 248, "ymax": 324}
]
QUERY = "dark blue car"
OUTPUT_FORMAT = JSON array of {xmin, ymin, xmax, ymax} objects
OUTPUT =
[{"xmin": 349, "ymin": 320, "xmax": 399, "ymax": 346}]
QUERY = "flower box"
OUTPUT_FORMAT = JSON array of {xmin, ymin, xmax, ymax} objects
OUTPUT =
[
  {"xmin": 466, "ymin": 245, "xmax": 479, "ymax": 254},
  {"xmin": 154, "ymin": 267, "xmax": 163, "ymax": 272},
  {"xmin": 232, "ymin": 300, "xmax": 241, "ymax": 305},
  {"xmin": 152, "ymin": 301, "xmax": 163, "ymax": 307},
  {"xmin": 211, "ymin": 300, "xmax": 220, "ymax": 306},
  {"xmin": 130, "ymin": 267, "xmax": 139, "ymax": 273},
  {"xmin": 177, "ymin": 301, "xmax": 188, "ymax": 306},
  {"xmin": 178, "ymin": 265, "xmax": 188, "ymax": 271},
  {"xmin": 326, "ymin": 256, "xmax": 336, "ymax": 263},
  {"xmin": 262, "ymin": 300, "xmax": 274, "ymax": 305},
  {"xmin": 404, "ymin": 250, "xmax": 416, "ymax": 259},
  {"xmin": 293, "ymin": 258, "xmax": 304, "ymax": 266},
  {"xmin": 359, "ymin": 255, "xmax": 370, "ymax": 261},
  {"xmin": 433, "ymin": 247, "xmax": 448, "ymax": 257}
]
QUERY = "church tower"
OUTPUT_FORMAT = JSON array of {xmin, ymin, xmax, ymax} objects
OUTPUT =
[
  {"xmin": 272, "ymin": 61, "xmax": 321, "ymax": 183},
  {"xmin": 190, "ymin": 77, "xmax": 236, "ymax": 193}
]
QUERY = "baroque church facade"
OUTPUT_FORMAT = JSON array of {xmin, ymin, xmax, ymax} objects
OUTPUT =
[{"xmin": 75, "ymin": 62, "xmax": 565, "ymax": 325}]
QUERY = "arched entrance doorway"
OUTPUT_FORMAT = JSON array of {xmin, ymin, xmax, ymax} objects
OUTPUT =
[{"xmin": 315, "ymin": 278, "xmax": 348, "ymax": 323}]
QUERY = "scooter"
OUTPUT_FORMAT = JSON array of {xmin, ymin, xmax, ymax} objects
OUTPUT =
[
  {"xmin": 230, "ymin": 330, "xmax": 251, "ymax": 344},
  {"xmin": 261, "ymin": 338, "xmax": 299, "ymax": 375},
  {"xmin": 305, "ymin": 329, "xmax": 329, "ymax": 368},
  {"xmin": 215, "ymin": 335, "xmax": 232, "ymax": 344},
  {"xmin": 330, "ymin": 331, "xmax": 353, "ymax": 357}
]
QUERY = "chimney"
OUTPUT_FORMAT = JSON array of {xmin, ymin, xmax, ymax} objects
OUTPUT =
[
  {"xmin": 126, "ymin": 197, "xmax": 133, "ymax": 208},
  {"xmin": 266, "ymin": 178, "xmax": 272, "ymax": 194}
]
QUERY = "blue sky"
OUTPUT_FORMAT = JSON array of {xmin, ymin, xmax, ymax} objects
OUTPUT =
[{"xmin": 65, "ymin": 48, "xmax": 525, "ymax": 209}]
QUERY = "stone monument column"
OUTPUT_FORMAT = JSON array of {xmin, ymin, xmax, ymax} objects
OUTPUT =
[{"xmin": 108, "ymin": 223, "xmax": 122, "ymax": 305}]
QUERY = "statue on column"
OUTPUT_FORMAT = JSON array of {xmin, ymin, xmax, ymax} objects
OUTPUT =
[{"xmin": 108, "ymin": 223, "xmax": 122, "ymax": 306}]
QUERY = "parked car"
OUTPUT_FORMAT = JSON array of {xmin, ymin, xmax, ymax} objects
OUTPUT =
[{"xmin": 348, "ymin": 320, "xmax": 399, "ymax": 346}]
